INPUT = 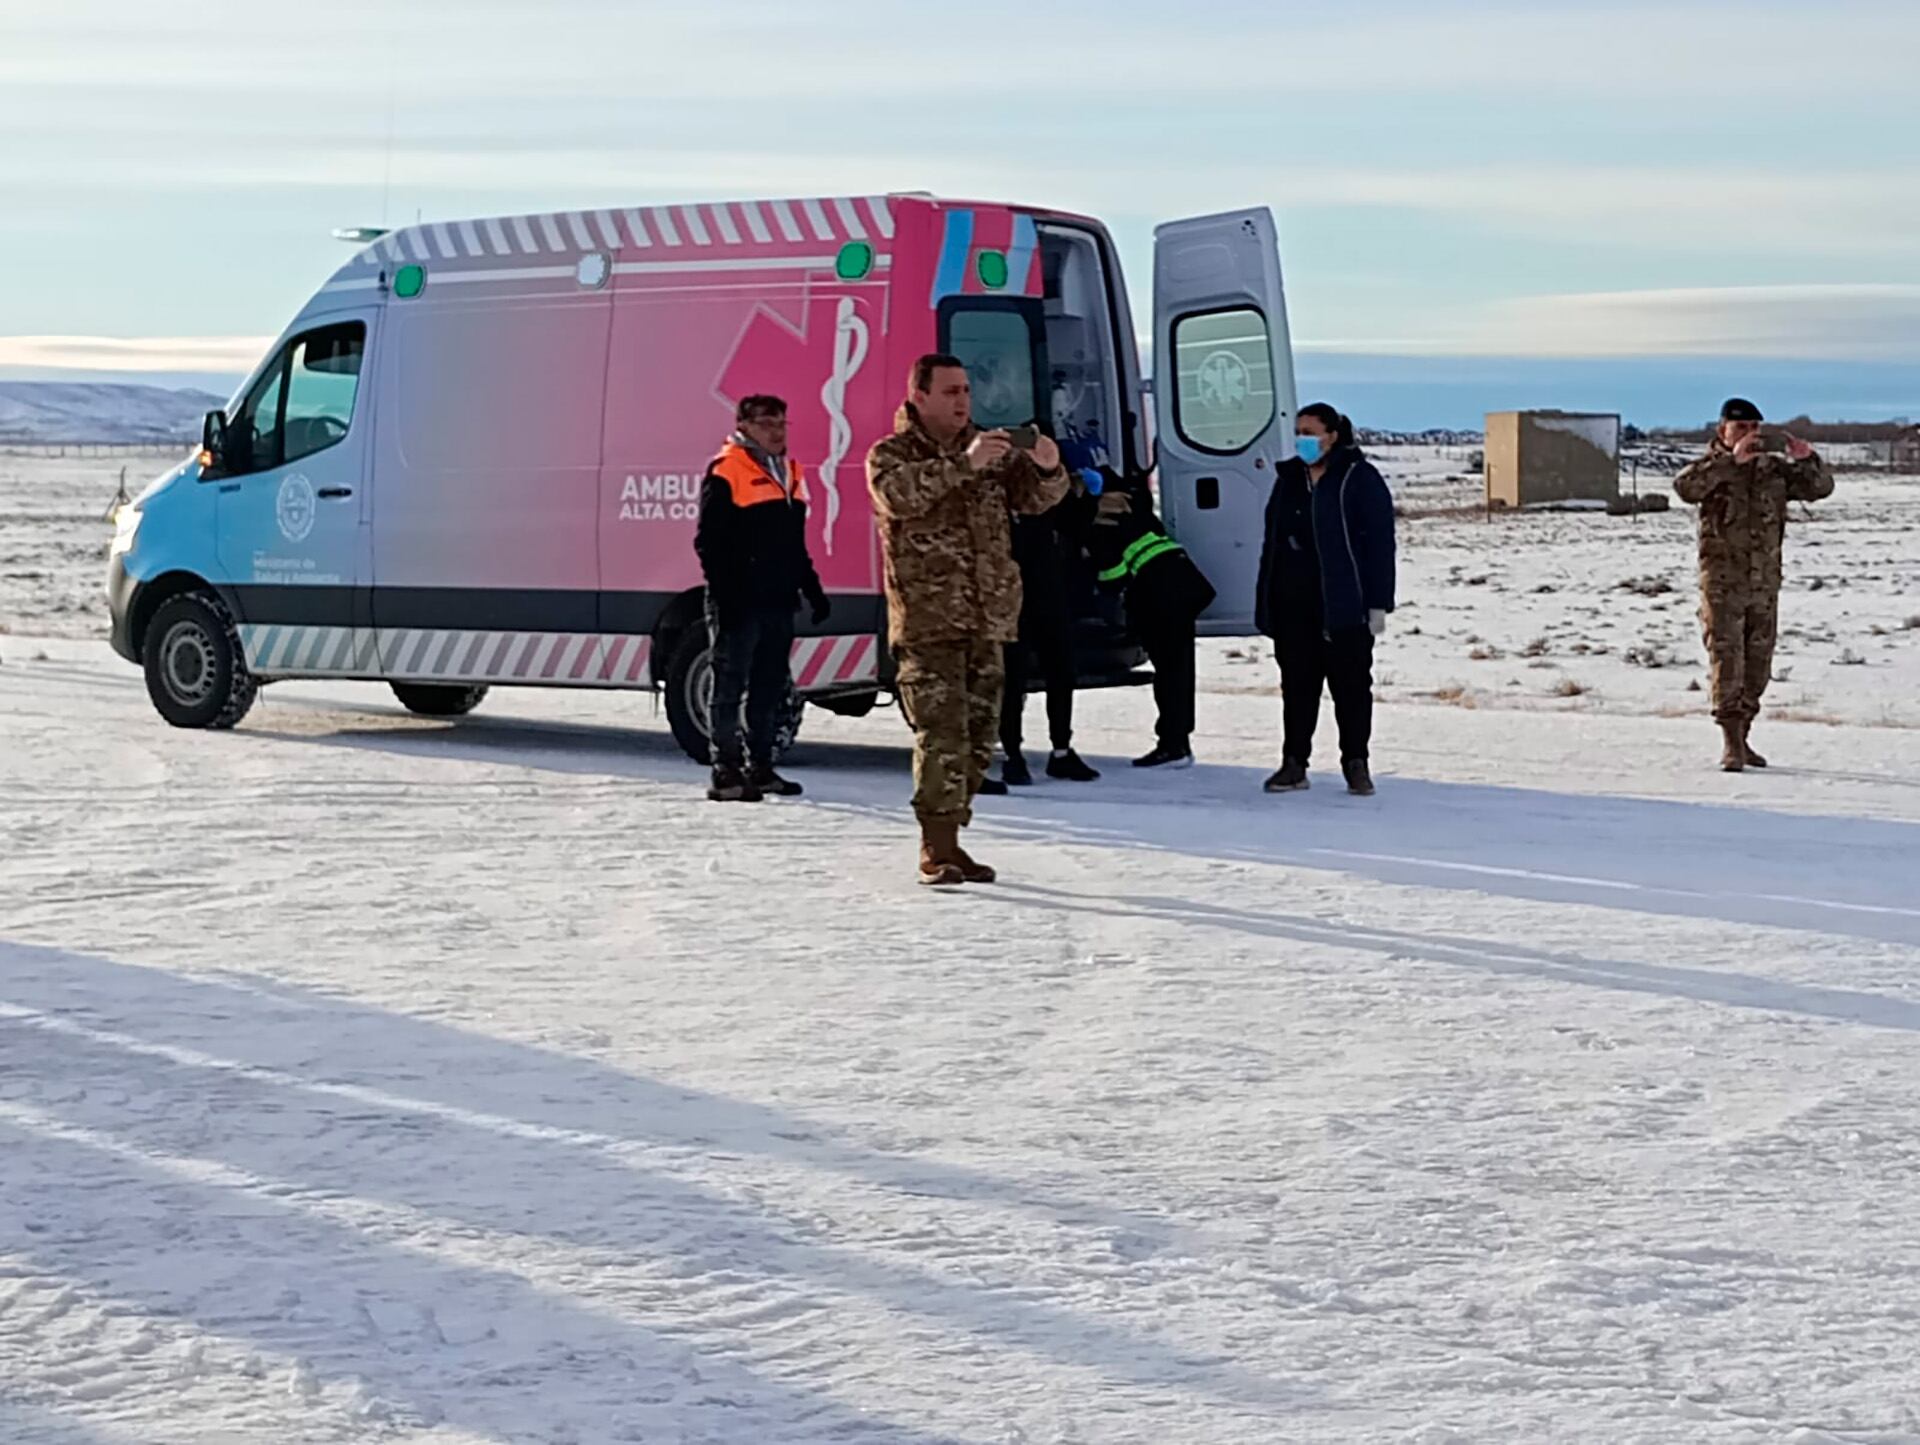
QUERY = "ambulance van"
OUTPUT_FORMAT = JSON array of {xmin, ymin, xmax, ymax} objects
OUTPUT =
[{"xmin": 107, "ymin": 194, "xmax": 1295, "ymax": 760}]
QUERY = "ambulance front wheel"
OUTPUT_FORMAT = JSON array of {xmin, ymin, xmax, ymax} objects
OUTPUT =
[
  {"xmin": 663, "ymin": 627, "xmax": 802, "ymax": 766},
  {"xmin": 390, "ymin": 682, "xmax": 489, "ymax": 717},
  {"xmin": 142, "ymin": 591, "xmax": 258, "ymax": 730}
]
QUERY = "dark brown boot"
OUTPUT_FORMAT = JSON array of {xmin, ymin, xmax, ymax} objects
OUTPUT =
[
  {"xmin": 1741, "ymin": 721, "xmax": 1768, "ymax": 769},
  {"xmin": 918, "ymin": 821, "xmax": 965, "ymax": 887},
  {"xmin": 1719, "ymin": 720, "xmax": 1746, "ymax": 773}
]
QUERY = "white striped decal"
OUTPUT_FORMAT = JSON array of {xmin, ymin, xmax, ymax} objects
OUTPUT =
[
  {"xmin": 768, "ymin": 199, "xmax": 804, "ymax": 242},
  {"xmin": 678, "ymin": 205, "xmax": 712, "ymax": 246},
  {"xmin": 799, "ymin": 197, "xmax": 834, "ymax": 241},
  {"xmin": 831, "ymin": 197, "xmax": 867, "ymax": 239},
  {"xmin": 240, "ymin": 626, "xmax": 879, "ymax": 693},
  {"xmin": 789, "ymin": 633, "xmax": 880, "ymax": 691},
  {"xmin": 649, "ymin": 206, "xmax": 683, "ymax": 247},
  {"xmin": 323, "ymin": 197, "xmax": 908, "ymax": 291}
]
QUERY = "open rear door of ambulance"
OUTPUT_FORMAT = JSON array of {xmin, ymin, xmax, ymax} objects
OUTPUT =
[{"xmin": 1151, "ymin": 207, "xmax": 1297, "ymax": 635}]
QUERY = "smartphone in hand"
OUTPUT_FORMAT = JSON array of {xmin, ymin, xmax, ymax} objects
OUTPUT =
[{"xmin": 1003, "ymin": 424, "xmax": 1038, "ymax": 450}]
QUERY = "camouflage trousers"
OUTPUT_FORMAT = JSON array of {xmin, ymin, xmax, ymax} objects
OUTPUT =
[
  {"xmin": 1701, "ymin": 582, "xmax": 1779, "ymax": 724},
  {"xmin": 895, "ymin": 638, "xmax": 1005, "ymax": 827}
]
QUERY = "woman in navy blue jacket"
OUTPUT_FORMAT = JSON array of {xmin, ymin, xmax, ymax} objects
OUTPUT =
[{"xmin": 1254, "ymin": 403, "xmax": 1396, "ymax": 796}]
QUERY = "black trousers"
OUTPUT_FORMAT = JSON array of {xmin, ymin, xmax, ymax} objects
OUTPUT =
[
  {"xmin": 1138, "ymin": 613, "xmax": 1197, "ymax": 749},
  {"xmin": 1000, "ymin": 629, "xmax": 1076, "ymax": 754},
  {"xmin": 1276, "ymin": 620, "xmax": 1374, "ymax": 763},
  {"xmin": 706, "ymin": 604, "xmax": 795, "ymax": 768}
]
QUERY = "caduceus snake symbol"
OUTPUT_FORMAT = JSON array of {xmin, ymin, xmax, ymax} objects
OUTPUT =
[{"xmin": 816, "ymin": 296, "xmax": 869, "ymax": 557}]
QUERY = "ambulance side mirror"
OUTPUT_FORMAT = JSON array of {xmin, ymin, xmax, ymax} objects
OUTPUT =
[{"xmin": 200, "ymin": 410, "xmax": 229, "ymax": 476}]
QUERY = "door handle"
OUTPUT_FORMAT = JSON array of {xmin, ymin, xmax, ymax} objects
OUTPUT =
[{"xmin": 317, "ymin": 487, "xmax": 354, "ymax": 500}]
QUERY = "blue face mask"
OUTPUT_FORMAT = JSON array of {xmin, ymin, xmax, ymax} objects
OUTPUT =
[{"xmin": 1295, "ymin": 435, "xmax": 1324, "ymax": 465}]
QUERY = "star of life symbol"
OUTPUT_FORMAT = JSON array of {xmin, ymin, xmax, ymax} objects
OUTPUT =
[
  {"xmin": 276, "ymin": 473, "xmax": 316, "ymax": 543},
  {"xmin": 1196, "ymin": 350, "xmax": 1251, "ymax": 411}
]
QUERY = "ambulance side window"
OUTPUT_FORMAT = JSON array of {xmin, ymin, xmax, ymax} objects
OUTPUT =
[
  {"xmin": 230, "ymin": 351, "xmax": 288, "ymax": 477},
  {"xmin": 283, "ymin": 324, "xmax": 365, "ymax": 465},
  {"xmin": 939, "ymin": 299, "xmax": 1049, "ymax": 430}
]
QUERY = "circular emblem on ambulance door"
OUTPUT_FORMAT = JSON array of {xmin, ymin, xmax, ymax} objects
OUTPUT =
[
  {"xmin": 1196, "ymin": 350, "xmax": 1252, "ymax": 412},
  {"xmin": 276, "ymin": 473, "xmax": 317, "ymax": 543},
  {"xmin": 576, "ymin": 252, "xmax": 610, "ymax": 289}
]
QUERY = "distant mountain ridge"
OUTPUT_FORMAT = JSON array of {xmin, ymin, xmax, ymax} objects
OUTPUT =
[{"xmin": 0, "ymin": 382, "xmax": 224, "ymax": 444}]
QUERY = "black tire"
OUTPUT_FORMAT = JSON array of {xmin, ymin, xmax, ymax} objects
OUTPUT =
[
  {"xmin": 390, "ymin": 682, "xmax": 489, "ymax": 717},
  {"xmin": 662, "ymin": 626, "xmax": 802, "ymax": 765},
  {"xmin": 143, "ymin": 591, "xmax": 257, "ymax": 730}
]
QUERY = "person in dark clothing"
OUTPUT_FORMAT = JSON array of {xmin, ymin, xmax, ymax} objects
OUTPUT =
[
  {"xmin": 1254, "ymin": 403, "xmax": 1396, "ymax": 796},
  {"xmin": 996, "ymin": 485, "xmax": 1101, "ymax": 787},
  {"xmin": 1084, "ymin": 468, "xmax": 1217, "ymax": 769},
  {"xmin": 693, "ymin": 394, "xmax": 830, "ymax": 802}
]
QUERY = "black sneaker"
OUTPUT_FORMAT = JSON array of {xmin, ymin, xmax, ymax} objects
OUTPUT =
[
  {"xmin": 749, "ymin": 764, "xmax": 802, "ymax": 798},
  {"xmin": 1001, "ymin": 751, "xmax": 1033, "ymax": 786},
  {"xmin": 708, "ymin": 764, "xmax": 763, "ymax": 802},
  {"xmin": 1046, "ymin": 748, "xmax": 1100, "ymax": 782},
  {"xmin": 1263, "ymin": 757, "xmax": 1309, "ymax": 792},
  {"xmin": 1132, "ymin": 742, "xmax": 1194, "ymax": 769},
  {"xmin": 977, "ymin": 776, "xmax": 1009, "ymax": 796},
  {"xmin": 1342, "ymin": 759, "xmax": 1375, "ymax": 796}
]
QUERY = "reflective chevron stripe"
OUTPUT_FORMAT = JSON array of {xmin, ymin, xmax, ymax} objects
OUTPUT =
[{"xmin": 237, "ymin": 626, "xmax": 883, "ymax": 693}]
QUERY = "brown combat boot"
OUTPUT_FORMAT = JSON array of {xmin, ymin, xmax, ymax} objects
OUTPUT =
[
  {"xmin": 948, "ymin": 831, "xmax": 998, "ymax": 885},
  {"xmin": 1719, "ymin": 720, "xmax": 1746, "ymax": 772},
  {"xmin": 1741, "ymin": 721, "xmax": 1768, "ymax": 769},
  {"xmin": 918, "ymin": 821, "xmax": 965, "ymax": 887}
]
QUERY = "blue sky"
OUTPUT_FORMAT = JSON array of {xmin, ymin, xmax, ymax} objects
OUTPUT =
[{"xmin": 3, "ymin": 0, "xmax": 1916, "ymax": 425}]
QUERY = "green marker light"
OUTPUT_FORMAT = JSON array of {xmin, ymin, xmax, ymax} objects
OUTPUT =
[
  {"xmin": 834, "ymin": 240, "xmax": 874, "ymax": 281},
  {"xmin": 976, "ymin": 250, "xmax": 1009, "ymax": 289},
  {"xmin": 393, "ymin": 264, "xmax": 425, "ymax": 299}
]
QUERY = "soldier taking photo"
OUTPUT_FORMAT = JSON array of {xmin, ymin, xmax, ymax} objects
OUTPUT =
[{"xmin": 1674, "ymin": 397, "xmax": 1834, "ymax": 772}]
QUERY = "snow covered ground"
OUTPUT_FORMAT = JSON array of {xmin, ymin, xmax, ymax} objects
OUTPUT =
[{"xmin": 3, "ymin": 448, "xmax": 1920, "ymax": 1443}]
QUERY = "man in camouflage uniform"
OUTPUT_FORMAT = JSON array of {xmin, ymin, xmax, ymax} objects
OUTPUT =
[
  {"xmin": 1674, "ymin": 397, "xmax": 1833, "ymax": 771},
  {"xmin": 867, "ymin": 353, "xmax": 1069, "ymax": 885}
]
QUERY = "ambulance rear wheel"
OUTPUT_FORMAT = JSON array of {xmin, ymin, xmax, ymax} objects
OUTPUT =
[
  {"xmin": 390, "ymin": 682, "xmax": 489, "ymax": 717},
  {"xmin": 663, "ymin": 627, "xmax": 803, "ymax": 765},
  {"xmin": 143, "ymin": 591, "xmax": 257, "ymax": 730}
]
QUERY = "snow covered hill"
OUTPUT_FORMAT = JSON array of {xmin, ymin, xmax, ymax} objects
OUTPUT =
[{"xmin": 0, "ymin": 382, "xmax": 225, "ymax": 445}]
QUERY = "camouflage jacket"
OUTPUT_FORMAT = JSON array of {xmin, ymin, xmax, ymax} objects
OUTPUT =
[
  {"xmin": 1674, "ymin": 440, "xmax": 1833, "ymax": 596},
  {"xmin": 866, "ymin": 404, "xmax": 1070, "ymax": 648}
]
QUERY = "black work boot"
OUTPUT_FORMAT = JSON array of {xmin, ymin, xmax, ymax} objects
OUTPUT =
[
  {"xmin": 749, "ymin": 763, "xmax": 803, "ymax": 797},
  {"xmin": 1342, "ymin": 758, "xmax": 1375, "ymax": 796},
  {"xmin": 1132, "ymin": 741, "xmax": 1194, "ymax": 769},
  {"xmin": 708, "ymin": 764, "xmax": 763, "ymax": 802},
  {"xmin": 1046, "ymin": 748, "xmax": 1100, "ymax": 782},
  {"xmin": 1263, "ymin": 756, "xmax": 1309, "ymax": 792}
]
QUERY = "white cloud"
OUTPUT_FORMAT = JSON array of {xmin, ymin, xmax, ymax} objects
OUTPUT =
[
  {"xmin": 1315, "ymin": 285, "xmax": 1920, "ymax": 360},
  {"xmin": 0, "ymin": 336, "xmax": 272, "ymax": 373},
  {"xmin": 7, "ymin": 1, "xmax": 1917, "ymax": 103}
]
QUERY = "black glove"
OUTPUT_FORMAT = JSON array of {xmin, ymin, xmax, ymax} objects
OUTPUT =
[{"xmin": 808, "ymin": 589, "xmax": 831, "ymax": 626}]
